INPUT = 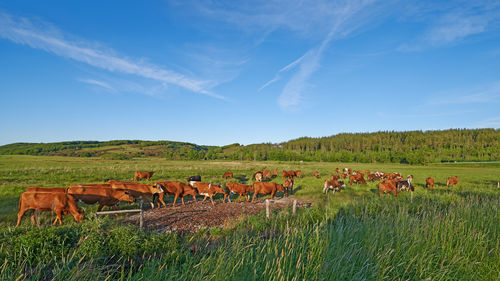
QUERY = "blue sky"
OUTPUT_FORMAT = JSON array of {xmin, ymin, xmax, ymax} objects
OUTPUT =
[{"xmin": 1, "ymin": 1, "xmax": 499, "ymax": 146}]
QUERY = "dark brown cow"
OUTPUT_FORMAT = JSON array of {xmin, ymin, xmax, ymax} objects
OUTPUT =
[
  {"xmin": 68, "ymin": 184, "xmax": 135, "ymax": 211},
  {"xmin": 282, "ymin": 170, "xmax": 296, "ymax": 179},
  {"xmin": 17, "ymin": 192, "xmax": 83, "ymax": 226},
  {"xmin": 155, "ymin": 181, "xmax": 198, "ymax": 207},
  {"xmin": 226, "ymin": 182, "xmax": 253, "ymax": 201},
  {"xmin": 283, "ymin": 178, "xmax": 294, "ymax": 196},
  {"xmin": 191, "ymin": 182, "xmax": 228, "ymax": 205},
  {"xmin": 426, "ymin": 177, "xmax": 435, "ymax": 189},
  {"xmin": 378, "ymin": 179, "xmax": 398, "ymax": 197},
  {"xmin": 134, "ymin": 171, "xmax": 154, "ymax": 181},
  {"xmin": 107, "ymin": 180, "xmax": 163, "ymax": 208},
  {"xmin": 222, "ymin": 172, "xmax": 234, "ymax": 179},
  {"xmin": 349, "ymin": 174, "xmax": 367, "ymax": 185},
  {"xmin": 252, "ymin": 182, "xmax": 285, "ymax": 202},
  {"xmin": 446, "ymin": 176, "xmax": 458, "ymax": 188},
  {"xmin": 313, "ymin": 171, "xmax": 320, "ymax": 178}
]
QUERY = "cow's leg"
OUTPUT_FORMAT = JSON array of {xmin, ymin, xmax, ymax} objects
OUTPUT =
[
  {"xmin": 202, "ymin": 195, "xmax": 208, "ymax": 203},
  {"xmin": 53, "ymin": 210, "xmax": 63, "ymax": 225},
  {"xmin": 158, "ymin": 194, "xmax": 167, "ymax": 208},
  {"xmin": 16, "ymin": 208, "xmax": 28, "ymax": 227},
  {"xmin": 251, "ymin": 192, "xmax": 257, "ymax": 202},
  {"xmin": 209, "ymin": 195, "xmax": 215, "ymax": 206},
  {"xmin": 192, "ymin": 195, "xmax": 197, "ymax": 203}
]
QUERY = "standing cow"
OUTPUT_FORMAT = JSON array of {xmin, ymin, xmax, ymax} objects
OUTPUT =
[
  {"xmin": 446, "ymin": 176, "xmax": 459, "ymax": 188},
  {"xmin": 17, "ymin": 192, "xmax": 83, "ymax": 226},
  {"xmin": 252, "ymin": 182, "xmax": 285, "ymax": 202},
  {"xmin": 134, "ymin": 171, "xmax": 154, "ymax": 181},
  {"xmin": 426, "ymin": 177, "xmax": 435, "ymax": 189}
]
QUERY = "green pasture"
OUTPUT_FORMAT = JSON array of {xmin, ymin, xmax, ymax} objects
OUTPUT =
[{"xmin": 0, "ymin": 155, "xmax": 498, "ymax": 280}]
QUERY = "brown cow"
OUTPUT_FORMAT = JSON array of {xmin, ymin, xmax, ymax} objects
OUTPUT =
[
  {"xmin": 191, "ymin": 182, "xmax": 228, "ymax": 205},
  {"xmin": 17, "ymin": 192, "xmax": 83, "ymax": 226},
  {"xmin": 155, "ymin": 181, "xmax": 198, "ymax": 207},
  {"xmin": 134, "ymin": 171, "xmax": 154, "ymax": 181},
  {"xmin": 107, "ymin": 180, "xmax": 163, "ymax": 208},
  {"xmin": 349, "ymin": 174, "xmax": 367, "ymax": 185},
  {"xmin": 272, "ymin": 170, "xmax": 278, "ymax": 177},
  {"xmin": 222, "ymin": 172, "xmax": 233, "ymax": 179},
  {"xmin": 446, "ymin": 176, "xmax": 458, "ymax": 188},
  {"xmin": 378, "ymin": 179, "xmax": 398, "ymax": 197},
  {"xmin": 283, "ymin": 178, "xmax": 294, "ymax": 196},
  {"xmin": 68, "ymin": 184, "xmax": 135, "ymax": 211},
  {"xmin": 226, "ymin": 182, "xmax": 253, "ymax": 201},
  {"xmin": 25, "ymin": 187, "xmax": 68, "ymax": 193},
  {"xmin": 295, "ymin": 170, "xmax": 302, "ymax": 178},
  {"xmin": 340, "ymin": 172, "xmax": 348, "ymax": 179},
  {"xmin": 252, "ymin": 182, "xmax": 285, "ymax": 202},
  {"xmin": 365, "ymin": 170, "xmax": 370, "ymax": 176},
  {"xmin": 261, "ymin": 170, "xmax": 272, "ymax": 180},
  {"xmin": 323, "ymin": 179, "xmax": 344, "ymax": 194},
  {"xmin": 335, "ymin": 168, "xmax": 340, "ymax": 173},
  {"xmin": 313, "ymin": 171, "xmax": 320, "ymax": 178},
  {"xmin": 282, "ymin": 170, "xmax": 296, "ymax": 179},
  {"xmin": 367, "ymin": 173, "xmax": 380, "ymax": 182},
  {"xmin": 330, "ymin": 174, "xmax": 340, "ymax": 181},
  {"xmin": 426, "ymin": 177, "xmax": 435, "ymax": 189}
]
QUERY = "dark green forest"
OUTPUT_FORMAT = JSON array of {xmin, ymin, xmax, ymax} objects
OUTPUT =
[{"xmin": 1, "ymin": 129, "xmax": 499, "ymax": 164}]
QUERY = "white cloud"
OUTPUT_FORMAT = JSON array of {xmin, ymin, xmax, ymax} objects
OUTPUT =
[
  {"xmin": 428, "ymin": 82, "xmax": 500, "ymax": 105},
  {"xmin": 474, "ymin": 116, "xmax": 500, "ymax": 128},
  {"xmin": 0, "ymin": 10, "xmax": 223, "ymax": 99},
  {"xmin": 77, "ymin": 78, "xmax": 116, "ymax": 92}
]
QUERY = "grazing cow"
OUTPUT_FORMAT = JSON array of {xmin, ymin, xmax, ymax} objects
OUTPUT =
[
  {"xmin": 134, "ymin": 171, "xmax": 154, "ymax": 181},
  {"xmin": 68, "ymin": 184, "xmax": 135, "ymax": 211},
  {"xmin": 259, "ymin": 170, "xmax": 272, "ymax": 180},
  {"xmin": 254, "ymin": 172, "xmax": 263, "ymax": 182},
  {"xmin": 340, "ymin": 173, "xmax": 348, "ymax": 179},
  {"xmin": 107, "ymin": 181, "xmax": 163, "ymax": 208},
  {"xmin": 426, "ymin": 177, "xmax": 435, "ymax": 189},
  {"xmin": 155, "ymin": 181, "xmax": 198, "ymax": 207},
  {"xmin": 446, "ymin": 176, "xmax": 458, "ymax": 188},
  {"xmin": 348, "ymin": 168, "xmax": 353, "ymax": 175},
  {"xmin": 282, "ymin": 170, "xmax": 296, "ymax": 179},
  {"xmin": 367, "ymin": 173, "xmax": 380, "ymax": 182},
  {"xmin": 191, "ymin": 182, "xmax": 228, "ymax": 205},
  {"xmin": 272, "ymin": 170, "xmax": 278, "ymax": 177},
  {"xmin": 222, "ymin": 172, "xmax": 233, "ymax": 179},
  {"xmin": 365, "ymin": 170, "xmax": 370, "ymax": 176},
  {"xmin": 313, "ymin": 171, "xmax": 320, "ymax": 178},
  {"xmin": 323, "ymin": 179, "xmax": 345, "ymax": 194},
  {"xmin": 335, "ymin": 168, "xmax": 340, "ymax": 173},
  {"xmin": 252, "ymin": 182, "xmax": 285, "ymax": 202},
  {"xmin": 396, "ymin": 175, "xmax": 414, "ymax": 192},
  {"xmin": 186, "ymin": 175, "xmax": 202, "ymax": 187},
  {"xmin": 295, "ymin": 170, "xmax": 302, "ymax": 178},
  {"xmin": 349, "ymin": 174, "xmax": 367, "ymax": 185},
  {"xmin": 378, "ymin": 179, "xmax": 398, "ymax": 197},
  {"xmin": 283, "ymin": 178, "xmax": 294, "ymax": 196},
  {"xmin": 330, "ymin": 174, "xmax": 340, "ymax": 181},
  {"xmin": 226, "ymin": 182, "xmax": 253, "ymax": 201},
  {"xmin": 17, "ymin": 192, "xmax": 83, "ymax": 226}
]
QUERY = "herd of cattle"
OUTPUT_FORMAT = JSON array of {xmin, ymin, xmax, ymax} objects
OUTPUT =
[{"xmin": 16, "ymin": 169, "xmax": 459, "ymax": 226}]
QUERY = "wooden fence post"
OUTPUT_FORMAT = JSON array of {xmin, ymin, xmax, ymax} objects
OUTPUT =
[
  {"xmin": 292, "ymin": 199, "xmax": 297, "ymax": 216},
  {"xmin": 497, "ymin": 182, "xmax": 499, "ymax": 189},
  {"xmin": 410, "ymin": 191, "xmax": 413, "ymax": 203},
  {"xmin": 266, "ymin": 199, "xmax": 270, "ymax": 219},
  {"xmin": 139, "ymin": 200, "xmax": 144, "ymax": 230}
]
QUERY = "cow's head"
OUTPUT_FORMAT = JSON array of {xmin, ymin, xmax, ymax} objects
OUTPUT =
[
  {"xmin": 116, "ymin": 190, "xmax": 135, "ymax": 202},
  {"xmin": 277, "ymin": 183, "xmax": 285, "ymax": 193},
  {"xmin": 150, "ymin": 184, "xmax": 163, "ymax": 194}
]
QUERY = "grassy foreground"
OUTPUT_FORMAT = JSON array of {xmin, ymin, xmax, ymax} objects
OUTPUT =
[{"xmin": 0, "ymin": 155, "xmax": 499, "ymax": 280}]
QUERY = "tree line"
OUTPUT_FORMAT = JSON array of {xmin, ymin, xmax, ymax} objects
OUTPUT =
[{"xmin": 1, "ymin": 129, "xmax": 499, "ymax": 164}]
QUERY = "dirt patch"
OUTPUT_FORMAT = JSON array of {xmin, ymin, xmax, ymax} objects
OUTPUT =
[{"xmin": 124, "ymin": 198, "xmax": 311, "ymax": 234}]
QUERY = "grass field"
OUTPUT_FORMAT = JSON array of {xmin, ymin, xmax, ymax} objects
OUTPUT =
[{"xmin": 0, "ymin": 155, "xmax": 499, "ymax": 280}]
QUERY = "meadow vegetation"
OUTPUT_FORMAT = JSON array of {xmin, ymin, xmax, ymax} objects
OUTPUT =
[{"xmin": 0, "ymin": 155, "xmax": 498, "ymax": 280}]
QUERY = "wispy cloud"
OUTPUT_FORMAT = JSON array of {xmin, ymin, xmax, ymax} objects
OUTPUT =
[
  {"xmin": 474, "ymin": 116, "xmax": 500, "ymax": 128},
  {"xmin": 0, "ymin": 10, "xmax": 223, "ymax": 99},
  {"xmin": 77, "ymin": 78, "xmax": 116, "ymax": 92},
  {"xmin": 428, "ymin": 82, "xmax": 500, "ymax": 105}
]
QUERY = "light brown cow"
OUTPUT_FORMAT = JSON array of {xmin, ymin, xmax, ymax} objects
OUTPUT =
[
  {"xmin": 295, "ymin": 170, "xmax": 302, "ymax": 178},
  {"xmin": 378, "ymin": 179, "xmax": 398, "ymax": 197},
  {"xmin": 261, "ymin": 170, "xmax": 272, "ymax": 180},
  {"xmin": 323, "ymin": 179, "xmax": 344, "ymax": 194},
  {"xmin": 17, "ymin": 192, "xmax": 83, "ymax": 226},
  {"xmin": 68, "ymin": 184, "xmax": 135, "ymax": 211},
  {"xmin": 222, "ymin": 172, "xmax": 233, "ymax": 179},
  {"xmin": 426, "ymin": 177, "xmax": 435, "ymax": 189},
  {"xmin": 283, "ymin": 178, "xmax": 294, "ymax": 196},
  {"xmin": 252, "ymin": 182, "xmax": 285, "ymax": 202},
  {"xmin": 155, "ymin": 181, "xmax": 198, "ymax": 207},
  {"xmin": 313, "ymin": 171, "xmax": 320, "ymax": 178},
  {"xmin": 134, "ymin": 171, "xmax": 154, "ymax": 181},
  {"xmin": 349, "ymin": 174, "xmax": 367, "ymax": 185},
  {"xmin": 446, "ymin": 176, "xmax": 458, "ymax": 188},
  {"xmin": 107, "ymin": 180, "xmax": 163, "ymax": 208},
  {"xmin": 191, "ymin": 182, "xmax": 228, "ymax": 205},
  {"xmin": 226, "ymin": 182, "xmax": 253, "ymax": 201}
]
